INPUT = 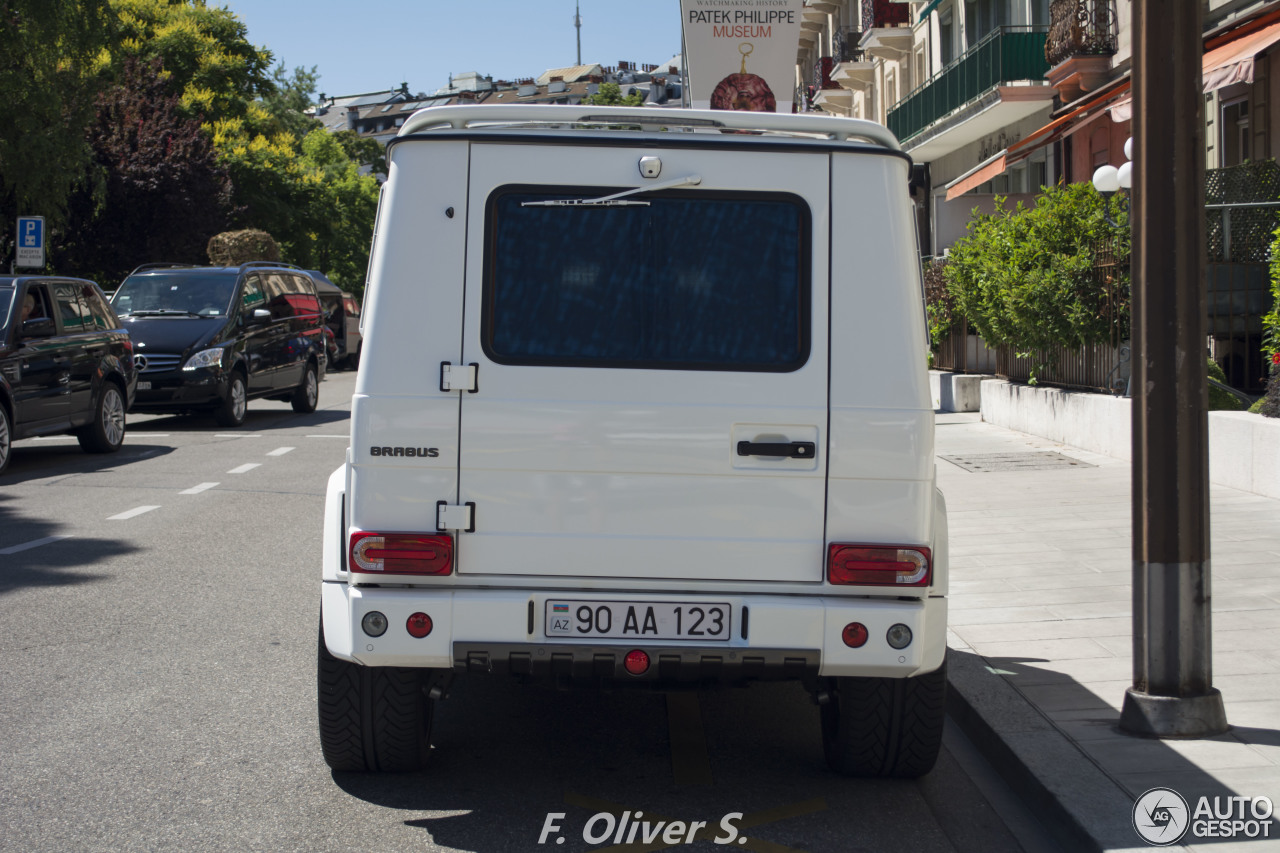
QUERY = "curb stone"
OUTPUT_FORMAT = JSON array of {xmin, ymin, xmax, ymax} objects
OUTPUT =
[{"xmin": 945, "ymin": 647, "xmax": 1184, "ymax": 853}]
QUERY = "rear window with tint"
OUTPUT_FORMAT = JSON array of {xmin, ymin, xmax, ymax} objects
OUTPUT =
[{"xmin": 483, "ymin": 188, "xmax": 809, "ymax": 372}]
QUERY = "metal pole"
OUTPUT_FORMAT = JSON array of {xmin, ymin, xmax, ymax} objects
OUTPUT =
[
  {"xmin": 575, "ymin": 0, "xmax": 582, "ymax": 67},
  {"xmin": 1121, "ymin": 0, "xmax": 1228, "ymax": 737}
]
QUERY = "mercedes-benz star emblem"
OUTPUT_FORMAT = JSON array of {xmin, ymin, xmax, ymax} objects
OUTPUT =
[{"xmin": 133, "ymin": 355, "xmax": 148, "ymax": 371}]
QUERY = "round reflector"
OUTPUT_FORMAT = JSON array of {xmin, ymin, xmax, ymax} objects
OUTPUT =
[
  {"xmin": 886, "ymin": 623, "xmax": 913, "ymax": 650},
  {"xmin": 361, "ymin": 611, "xmax": 388, "ymax": 637},
  {"xmin": 406, "ymin": 612, "xmax": 433, "ymax": 639},
  {"xmin": 623, "ymin": 649, "xmax": 650, "ymax": 675},
  {"xmin": 841, "ymin": 622, "xmax": 869, "ymax": 648}
]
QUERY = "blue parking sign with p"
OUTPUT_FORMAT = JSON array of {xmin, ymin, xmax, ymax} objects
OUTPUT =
[{"xmin": 15, "ymin": 216, "xmax": 45, "ymax": 267}]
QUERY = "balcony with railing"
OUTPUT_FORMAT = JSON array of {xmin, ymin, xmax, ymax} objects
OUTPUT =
[
  {"xmin": 862, "ymin": 0, "xmax": 910, "ymax": 32},
  {"xmin": 1045, "ymin": 0, "xmax": 1119, "ymax": 102},
  {"xmin": 886, "ymin": 26, "xmax": 1052, "ymax": 153},
  {"xmin": 1046, "ymin": 0, "xmax": 1118, "ymax": 65}
]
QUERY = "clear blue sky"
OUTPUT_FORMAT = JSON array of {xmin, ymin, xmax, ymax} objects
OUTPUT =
[{"xmin": 218, "ymin": 0, "xmax": 684, "ymax": 98}]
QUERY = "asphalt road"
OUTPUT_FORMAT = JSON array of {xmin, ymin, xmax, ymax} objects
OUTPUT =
[{"xmin": 0, "ymin": 370, "xmax": 1057, "ymax": 853}]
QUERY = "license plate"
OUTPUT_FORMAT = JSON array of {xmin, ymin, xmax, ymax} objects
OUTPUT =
[
  {"xmin": 545, "ymin": 600, "xmax": 731, "ymax": 641},
  {"xmin": 136, "ymin": 381, "xmax": 151, "ymax": 390}
]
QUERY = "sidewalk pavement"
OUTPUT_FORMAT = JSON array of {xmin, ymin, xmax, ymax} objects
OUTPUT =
[{"xmin": 935, "ymin": 412, "xmax": 1280, "ymax": 853}]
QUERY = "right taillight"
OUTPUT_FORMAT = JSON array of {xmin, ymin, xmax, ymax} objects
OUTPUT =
[
  {"xmin": 828, "ymin": 544, "xmax": 931, "ymax": 587},
  {"xmin": 350, "ymin": 532, "xmax": 453, "ymax": 575}
]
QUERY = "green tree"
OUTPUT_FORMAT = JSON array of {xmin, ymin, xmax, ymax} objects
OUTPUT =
[
  {"xmin": 583, "ymin": 81, "xmax": 645, "ymax": 106},
  {"xmin": 0, "ymin": 0, "xmax": 117, "ymax": 260},
  {"xmin": 260, "ymin": 63, "xmax": 322, "ymax": 141},
  {"xmin": 107, "ymin": 0, "xmax": 274, "ymax": 122},
  {"xmin": 59, "ymin": 58, "xmax": 231, "ymax": 284}
]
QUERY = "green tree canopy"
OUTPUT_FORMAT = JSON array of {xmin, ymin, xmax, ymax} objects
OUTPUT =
[
  {"xmin": 59, "ymin": 57, "xmax": 231, "ymax": 284},
  {"xmin": 0, "ymin": 0, "xmax": 116, "ymax": 256},
  {"xmin": 107, "ymin": 0, "xmax": 274, "ymax": 122}
]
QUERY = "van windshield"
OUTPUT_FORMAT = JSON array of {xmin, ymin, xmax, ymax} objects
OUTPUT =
[
  {"xmin": 113, "ymin": 273, "xmax": 236, "ymax": 317},
  {"xmin": 484, "ymin": 189, "xmax": 809, "ymax": 372}
]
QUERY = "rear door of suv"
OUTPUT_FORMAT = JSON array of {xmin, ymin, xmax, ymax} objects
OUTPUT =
[{"xmin": 455, "ymin": 141, "xmax": 830, "ymax": 583}]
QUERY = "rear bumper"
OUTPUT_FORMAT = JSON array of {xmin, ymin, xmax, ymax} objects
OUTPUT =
[{"xmin": 321, "ymin": 583, "xmax": 946, "ymax": 681}]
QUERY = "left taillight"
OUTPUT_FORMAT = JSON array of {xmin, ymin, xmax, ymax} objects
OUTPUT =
[
  {"xmin": 350, "ymin": 532, "xmax": 453, "ymax": 575},
  {"xmin": 828, "ymin": 544, "xmax": 931, "ymax": 587}
]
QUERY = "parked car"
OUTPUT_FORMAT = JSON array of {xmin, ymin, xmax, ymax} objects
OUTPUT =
[
  {"xmin": 111, "ymin": 262, "xmax": 324, "ymax": 427},
  {"xmin": 0, "ymin": 276, "xmax": 136, "ymax": 475},
  {"xmin": 318, "ymin": 105, "xmax": 949, "ymax": 778},
  {"xmin": 308, "ymin": 271, "xmax": 362, "ymax": 370}
]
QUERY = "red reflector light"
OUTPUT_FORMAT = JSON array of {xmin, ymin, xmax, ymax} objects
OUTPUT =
[
  {"xmin": 624, "ymin": 650, "xmax": 650, "ymax": 675},
  {"xmin": 350, "ymin": 532, "xmax": 453, "ymax": 575},
  {"xmin": 406, "ymin": 612, "xmax": 433, "ymax": 638},
  {"xmin": 828, "ymin": 544, "xmax": 931, "ymax": 586},
  {"xmin": 842, "ymin": 622, "xmax": 869, "ymax": 648}
]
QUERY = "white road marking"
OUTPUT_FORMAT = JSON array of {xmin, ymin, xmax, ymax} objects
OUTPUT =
[
  {"xmin": 306, "ymin": 435, "xmax": 349, "ymax": 439},
  {"xmin": 108, "ymin": 505, "xmax": 160, "ymax": 520},
  {"xmin": 180, "ymin": 482, "xmax": 220, "ymax": 494},
  {"xmin": 227, "ymin": 463, "xmax": 261, "ymax": 474},
  {"xmin": 214, "ymin": 434, "xmax": 262, "ymax": 438},
  {"xmin": 32, "ymin": 436, "xmax": 77, "ymax": 441},
  {"xmin": 0, "ymin": 535, "xmax": 74, "ymax": 555},
  {"xmin": 267, "ymin": 446, "xmax": 295, "ymax": 456},
  {"xmin": 128, "ymin": 433, "xmax": 170, "ymax": 437}
]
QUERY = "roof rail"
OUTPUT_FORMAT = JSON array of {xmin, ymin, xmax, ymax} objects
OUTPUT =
[
  {"xmin": 240, "ymin": 261, "xmax": 302, "ymax": 271},
  {"xmin": 128, "ymin": 262, "xmax": 201, "ymax": 275},
  {"xmin": 396, "ymin": 104, "xmax": 902, "ymax": 151}
]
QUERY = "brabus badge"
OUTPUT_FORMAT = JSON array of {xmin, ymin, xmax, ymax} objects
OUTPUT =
[{"xmin": 369, "ymin": 446, "xmax": 439, "ymax": 458}]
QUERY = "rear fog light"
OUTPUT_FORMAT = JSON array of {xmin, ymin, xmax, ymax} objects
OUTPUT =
[
  {"xmin": 624, "ymin": 650, "xmax": 650, "ymax": 675},
  {"xmin": 841, "ymin": 622, "xmax": 868, "ymax": 648},
  {"xmin": 406, "ymin": 612, "xmax": 433, "ymax": 638}
]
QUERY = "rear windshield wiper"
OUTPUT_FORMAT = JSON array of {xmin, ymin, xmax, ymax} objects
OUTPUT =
[
  {"xmin": 123, "ymin": 309, "xmax": 203, "ymax": 317},
  {"xmin": 521, "ymin": 174, "xmax": 702, "ymax": 208}
]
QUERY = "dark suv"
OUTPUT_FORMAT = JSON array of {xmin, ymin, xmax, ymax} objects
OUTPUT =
[
  {"xmin": 0, "ymin": 276, "xmax": 137, "ymax": 475},
  {"xmin": 112, "ymin": 263, "xmax": 325, "ymax": 427}
]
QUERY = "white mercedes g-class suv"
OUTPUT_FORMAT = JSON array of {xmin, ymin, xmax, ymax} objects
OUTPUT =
[{"xmin": 319, "ymin": 105, "xmax": 948, "ymax": 777}]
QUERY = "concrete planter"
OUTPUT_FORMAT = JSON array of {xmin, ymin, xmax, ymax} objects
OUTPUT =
[{"xmin": 979, "ymin": 379, "xmax": 1280, "ymax": 500}]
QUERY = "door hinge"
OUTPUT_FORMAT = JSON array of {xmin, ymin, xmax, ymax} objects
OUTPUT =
[
  {"xmin": 440, "ymin": 361, "xmax": 478, "ymax": 393},
  {"xmin": 436, "ymin": 501, "xmax": 476, "ymax": 533}
]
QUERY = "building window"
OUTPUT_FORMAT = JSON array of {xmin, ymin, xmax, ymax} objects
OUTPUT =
[
  {"xmin": 1221, "ymin": 98, "xmax": 1250, "ymax": 167},
  {"xmin": 939, "ymin": 8, "xmax": 956, "ymax": 66}
]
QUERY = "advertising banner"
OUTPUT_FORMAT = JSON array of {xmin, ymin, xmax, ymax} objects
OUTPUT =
[{"xmin": 680, "ymin": 0, "xmax": 805, "ymax": 113}]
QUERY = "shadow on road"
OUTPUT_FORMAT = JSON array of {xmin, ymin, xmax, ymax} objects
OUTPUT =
[
  {"xmin": 1, "ymin": 441, "xmax": 175, "ymax": 486},
  {"xmin": 0, "ymin": 494, "xmax": 138, "ymax": 595},
  {"xmin": 327, "ymin": 676, "xmax": 1027, "ymax": 853}
]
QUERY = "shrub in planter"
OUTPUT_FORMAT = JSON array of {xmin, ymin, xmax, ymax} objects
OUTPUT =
[{"xmin": 943, "ymin": 183, "xmax": 1130, "ymax": 379}]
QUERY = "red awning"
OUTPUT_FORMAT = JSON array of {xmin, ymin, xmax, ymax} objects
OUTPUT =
[
  {"xmin": 1203, "ymin": 19, "xmax": 1280, "ymax": 92},
  {"xmin": 944, "ymin": 151, "xmax": 1025, "ymax": 201}
]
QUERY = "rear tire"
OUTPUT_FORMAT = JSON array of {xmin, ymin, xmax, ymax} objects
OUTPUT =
[
  {"xmin": 77, "ymin": 383, "xmax": 126, "ymax": 454},
  {"xmin": 821, "ymin": 660, "xmax": 947, "ymax": 778},
  {"xmin": 291, "ymin": 363, "xmax": 319, "ymax": 413},
  {"xmin": 214, "ymin": 373, "xmax": 247, "ymax": 427},
  {"xmin": 317, "ymin": 622, "xmax": 434, "ymax": 772}
]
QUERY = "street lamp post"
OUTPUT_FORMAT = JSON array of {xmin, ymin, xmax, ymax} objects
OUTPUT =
[{"xmin": 1115, "ymin": 0, "xmax": 1228, "ymax": 738}]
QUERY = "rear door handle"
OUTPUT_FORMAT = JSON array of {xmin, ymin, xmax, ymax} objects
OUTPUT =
[{"xmin": 736, "ymin": 440, "xmax": 816, "ymax": 459}]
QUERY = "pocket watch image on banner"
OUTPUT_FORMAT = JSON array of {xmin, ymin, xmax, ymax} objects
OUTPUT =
[{"xmin": 710, "ymin": 42, "xmax": 777, "ymax": 112}]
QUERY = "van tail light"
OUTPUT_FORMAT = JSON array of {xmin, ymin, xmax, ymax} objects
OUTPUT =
[
  {"xmin": 350, "ymin": 532, "xmax": 453, "ymax": 575},
  {"xmin": 828, "ymin": 544, "xmax": 931, "ymax": 587}
]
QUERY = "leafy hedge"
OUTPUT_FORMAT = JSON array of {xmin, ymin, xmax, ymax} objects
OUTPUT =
[{"xmin": 943, "ymin": 183, "xmax": 1131, "ymax": 362}]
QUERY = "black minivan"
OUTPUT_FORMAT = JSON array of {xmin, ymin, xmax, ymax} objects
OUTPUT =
[
  {"xmin": 1, "ymin": 276, "xmax": 136, "ymax": 475},
  {"xmin": 111, "ymin": 262, "xmax": 325, "ymax": 427}
]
